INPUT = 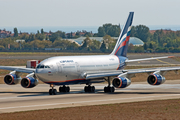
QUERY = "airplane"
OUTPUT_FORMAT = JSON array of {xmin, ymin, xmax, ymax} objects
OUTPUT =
[{"xmin": 1, "ymin": 12, "xmax": 180, "ymax": 95}]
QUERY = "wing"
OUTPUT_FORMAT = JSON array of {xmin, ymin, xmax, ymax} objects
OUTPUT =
[
  {"xmin": 0, "ymin": 66, "xmax": 35, "ymax": 73},
  {"xmin": 85, "ymin": 70, "xmax": 123, "ymax": 79},
  {"xmin": 85, "ymin": 66, "xmax": 180, "ymax": 80},
  {"xmin": 126, "ymin": 56, "xmax": 174, "ymax": 63}
]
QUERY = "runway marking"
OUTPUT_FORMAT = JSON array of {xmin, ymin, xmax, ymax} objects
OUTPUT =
[
  {"xmin": 156, "ymin": 59, "xmax": 175, "ymax": 65},
  {"xmin": 0, "ymin": 94, "xmax": 180, "ymax": 110}
]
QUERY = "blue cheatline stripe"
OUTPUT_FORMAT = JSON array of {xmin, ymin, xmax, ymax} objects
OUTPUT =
[{"xmin": 127, "ymin": 30, "xmax": 131, "ymax": 36}]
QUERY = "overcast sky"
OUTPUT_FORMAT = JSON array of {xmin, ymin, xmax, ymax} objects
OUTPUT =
[{"xmin": 0, "ymin": 0, "xmax": 179, "ymax": 27}]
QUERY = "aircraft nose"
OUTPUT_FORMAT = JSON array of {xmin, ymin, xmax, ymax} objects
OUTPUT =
[{"xmin": 35, "ymin": 69, "xmax": 43, "ymax": 79}]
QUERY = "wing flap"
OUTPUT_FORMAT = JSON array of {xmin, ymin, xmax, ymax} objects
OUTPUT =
[{"xmin": 85, "ymin": 70, "xmax": 123, "ymax": 79}]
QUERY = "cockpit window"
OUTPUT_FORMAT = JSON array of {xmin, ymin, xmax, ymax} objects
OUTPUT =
[
  {"xmin": 37, "ymin": 64, "xmax": 41, "ymax": 68},
  {"xmin": 45, "ymin": 66, "xmax": 50, "ymax": 68},
  {"xmin": 37, "ymin": 64, "xmax": 50, "ymax": 69},
  {"xmin": 40, "ymin": 65, "xmax": 44, "ymax": 68}
]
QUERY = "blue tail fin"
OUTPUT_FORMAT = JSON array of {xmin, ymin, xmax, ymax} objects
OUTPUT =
[{"xmin": 111, "ymin": 12, "xmax": 134, "ymax": 57}]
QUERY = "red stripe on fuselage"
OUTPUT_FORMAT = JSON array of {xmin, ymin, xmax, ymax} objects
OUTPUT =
[{"xmin": 115, "ymin": 35, "xmax": 130, "ymax": 55}]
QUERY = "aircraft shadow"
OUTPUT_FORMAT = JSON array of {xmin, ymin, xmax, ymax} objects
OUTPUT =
[
  {"xmin": 1, "ymin": 89, "xmax": 180, "ymax": 97},
  {"xmin": 0, "ymin": 91, "xmax": 48, "ymax": 97}
]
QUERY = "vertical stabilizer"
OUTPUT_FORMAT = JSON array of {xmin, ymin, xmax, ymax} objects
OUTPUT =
[{"xmin": 111, "ymin": 12, "xmax": 134, "ymax": 57}]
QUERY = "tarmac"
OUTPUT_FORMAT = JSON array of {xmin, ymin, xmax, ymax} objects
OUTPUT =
[
  {"xmin": 0, "ymin": 53, "xmax": 180, "ymax": 113},
  {"xmin": 0, "ymin": 80, "xmax": 180, "ymax": 113}
]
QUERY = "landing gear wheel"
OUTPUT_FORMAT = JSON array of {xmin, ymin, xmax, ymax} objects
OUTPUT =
[
  {"xmin": 104, "ymin": 87, "xmax": 108, "ymax": 93},
  {"xmin": 104, "ymin": 86, "xmax": 115, "ymax": 93},
  {"xmin": 49, "ymin": 89, "xmax": 53, "ymax": 95},
  {"xmin": 49, "ymin": 89, "xmax": 57, "ymax": 95},
  {"xmin": 91, "ymin": 86, "xmax": 95, "ymax": 93},
  {"xmin": 59, "ymin": 87, "xmax": 63, "ymax": 92},
  {"xmin": 53, "ymin": 89, "xmax": 57, "ymax": 95},
  {"xmin": 84, "ymin": 86, "xmax": 95, "ymax": 93},
  {"xmin": 59, "ymin": 86, "xmax": 70, "ymax": 93},
  {"xmin": 84, "ymin": 86, "xmax": 88, "ymax": 92},
  {"xmin": 110, "ymin": 87, "xmax": 115, "ymax": 93}
]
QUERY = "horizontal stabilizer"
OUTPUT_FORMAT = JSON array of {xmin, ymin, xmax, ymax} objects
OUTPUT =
[{"xmin": 126, "ymin": 56, "xmax": 174, "ymax": 63}]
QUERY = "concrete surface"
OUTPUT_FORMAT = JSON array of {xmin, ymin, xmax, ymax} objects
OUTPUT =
[{"xmin": 0, "ymin": 80, "xmax": 180, "ymax": 113}]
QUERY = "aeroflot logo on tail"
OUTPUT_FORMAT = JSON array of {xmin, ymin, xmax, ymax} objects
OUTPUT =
[{"xmin": 60, "ymin": 60, "xmax": 74, "ymax": 63}]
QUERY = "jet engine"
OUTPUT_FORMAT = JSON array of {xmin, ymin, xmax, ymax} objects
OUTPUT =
[
  {"xmin": 4, "ymin": 71, "xmax": 21, "ymax": 85},
  {"xmin": 21, "ymin": 73, "xmax": 38, "ymax": 88},
  {"xmin": 21, "ymin": 77, "xmax": 38, "ymax": 88},
  {"xmin": 147, "ymin": 74, "xmax": 165, "ymax": 85},
  {"xmin": 112, "ymin": 77, "xmax": 131, "ymax": 88}
]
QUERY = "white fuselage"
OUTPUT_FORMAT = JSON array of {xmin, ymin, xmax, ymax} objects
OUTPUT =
[{"xmin": 35, "ymin": 55, "xmax": 126, "ymax": 85}]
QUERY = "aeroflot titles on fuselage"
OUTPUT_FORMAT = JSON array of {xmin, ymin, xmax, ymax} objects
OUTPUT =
[{"xmin": 60, "ymin": 60, "xmax": 74, "ymax": 63}]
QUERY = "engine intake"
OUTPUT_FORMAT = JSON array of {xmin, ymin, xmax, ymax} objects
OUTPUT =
[
  {"xmin": 112, "ymin": 77, "xmax": 131, "ymax": 88},
  {"xmin": 147, "ymin": 74, "xmax": 165, "ymax": 85},
  {"xmin": 4, "ymin": 74, "xmax": 21, "ymax": 85},
  {"xmin": 21, "ymin": 77, "xmax": 38, "ymax": 88}
]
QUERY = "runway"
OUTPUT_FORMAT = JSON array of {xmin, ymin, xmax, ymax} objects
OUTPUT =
[{"xmin": 0, "ymin": 80, "xmax": 180, "ymax": 113}]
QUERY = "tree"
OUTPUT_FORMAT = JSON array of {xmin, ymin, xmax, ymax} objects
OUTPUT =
[
  {"xmin": 26, "ymin": 33, "xmax": 35, "ymax": 42},
  {"xmin": 149, "ymin": 43, "xmax": 153, "ymax": 49},
  {"xmin": 102, "ymin": 35, "xmax": 115, "ymax": 51},
  {"xmin": 84, "ymin": 32, "xmax": 92, "ymax": 37},
  {"xmin": 41, "ymin": 29, "xmax": 44, "ymax": 34},
  {"xmin": 89, "ymin": 40, "xmax": 101, "ymax": 50},
  {"xmin": 143, "ymin": 43, "xmax": 148, "ymax": 50},
  {"xmin": 14, "ymin": 28, "xmax": 18, "ymax": 37},
  {"xmin": 100, "ymin": 40, "xmax": 107, "ymax": 52},
  {"xmin": 130, "ymin": 25, "xmax": 150, "ymax": 42},
  {"xmin": 98, "ymin": 27, "xmax": 106, "ymax": 37},
  {"xmin": 97, "ymin": 24, "xmax": 121, "ymax": 37},
  {"xmin": 49, "ymin": 31, "xmax": 65, "ymax": 42},
  {"xmin": 81, "ymin": 37, "xmax": 91, "ymax": 49}
]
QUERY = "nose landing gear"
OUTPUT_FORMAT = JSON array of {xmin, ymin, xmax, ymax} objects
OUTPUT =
[{"xmin": 49, "ymin": 84, "xmax": 57, "ymax": 95}]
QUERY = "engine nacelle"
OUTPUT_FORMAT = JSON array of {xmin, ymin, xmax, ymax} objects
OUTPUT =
[
  {"xmin": 4, "ymin": 74, "xmax": 21, "ymax": 85},
  {"xmin": 147, "ymin": 74, "xmax": 165, "ymax": 85},
  {"xmin": 21, "ymin": 77, "xmax": 38, "ymax": 88},
  {"xmin": 112, "ymin": 77, "xmax": 131, "ymax": 88}
]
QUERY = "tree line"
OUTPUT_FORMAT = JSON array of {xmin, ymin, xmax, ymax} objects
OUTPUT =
[
  {"xmin": 130, "ymin": 25, "xmax": 180, "ymax": 53},
  {"xmin": 1, "ymin": 24, "xmax": 180, "ymax": 53}
]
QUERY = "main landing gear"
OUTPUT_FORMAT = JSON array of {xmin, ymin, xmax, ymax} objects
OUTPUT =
[
  {"xmin": 49, "ymin": 84, "xmax": 70, "ymax": 95},
  {"xmin": 59, "ymin": 85, "xmax": 70, "ymax": 93},
  {"xmin": 84, "ymin": 85, "xmax": 95, "ymax": 93},
  {"xmin": 49, "ymin": 84, "xmax": 57, "ymax": 95},
  {"xmin": 104, "ymin": 77, "xmax": 115, "ymax": 93}
]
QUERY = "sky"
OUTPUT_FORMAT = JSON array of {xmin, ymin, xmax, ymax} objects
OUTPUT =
[{"xmin": 0, "ymin": 0, "xmax": 180, "ymax": 27}]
